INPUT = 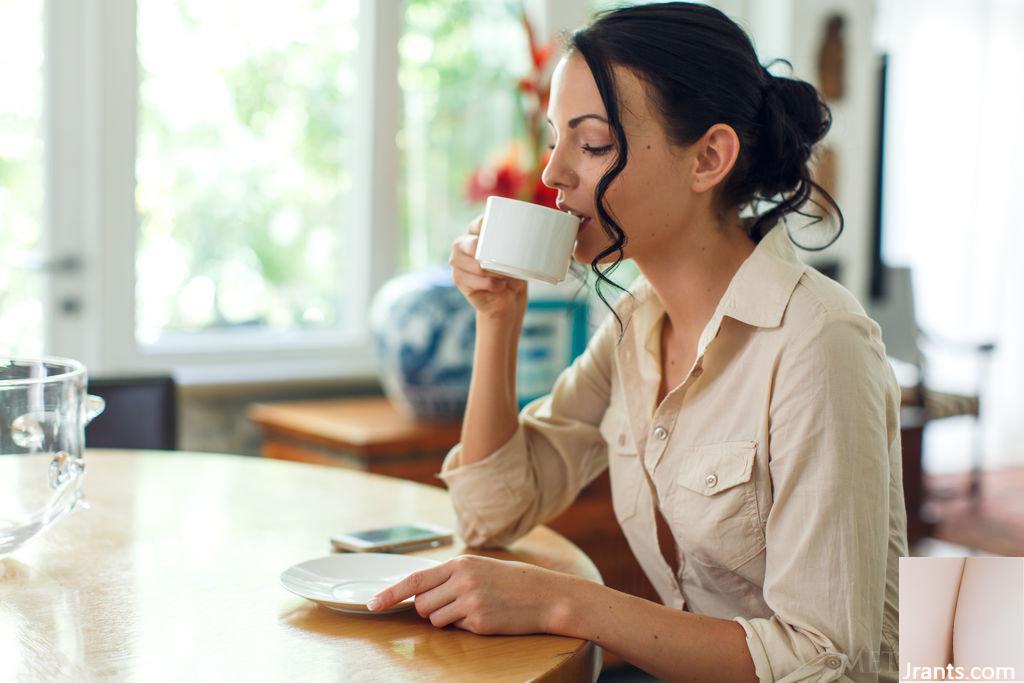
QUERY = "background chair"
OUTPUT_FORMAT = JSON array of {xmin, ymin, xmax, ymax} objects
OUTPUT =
[
  {"xmin": 85, "ymin": 376, "xmax": 178, "ymax": 450},
  {"xmin": 868, "ymin": 266, "xmax": 995, "ymax": 503}
]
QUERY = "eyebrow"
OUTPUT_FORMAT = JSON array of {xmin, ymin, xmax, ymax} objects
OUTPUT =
[{"xmin": 545, "ymin": 114, "xmax": 610, "ymax": 128}]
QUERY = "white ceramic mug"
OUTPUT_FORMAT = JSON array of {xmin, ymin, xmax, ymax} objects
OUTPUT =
[{"xmin": 474, "ymin": 196, "xmax": 581, "ymax": 285}]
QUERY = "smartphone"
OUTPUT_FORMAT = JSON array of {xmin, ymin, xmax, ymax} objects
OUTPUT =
[{"xmin": 330, "ymin": 523, "xmax": 454, "ymax": 553}]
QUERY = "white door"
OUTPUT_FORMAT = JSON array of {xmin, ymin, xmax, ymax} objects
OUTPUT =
[{"xmin": 0, "ymin": 0, "xmax": 92, "ymax": 363}]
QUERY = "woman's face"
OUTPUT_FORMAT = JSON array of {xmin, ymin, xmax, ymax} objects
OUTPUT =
[{"xmin": 542, "ymin": 52, "xmax": 699, "ymax": 266}]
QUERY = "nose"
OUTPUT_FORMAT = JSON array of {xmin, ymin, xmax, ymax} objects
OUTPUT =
[{"xmin": 541, "ymin": 144, "xmax": 578, "ymax": 192}]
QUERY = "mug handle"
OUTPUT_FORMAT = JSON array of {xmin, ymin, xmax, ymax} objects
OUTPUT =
[{"xmin": 85, "ymin": 394, "xmax": 106, "ymax": 425}]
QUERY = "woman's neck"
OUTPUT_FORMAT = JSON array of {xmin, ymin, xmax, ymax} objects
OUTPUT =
[{"xmin": 634, "ymin": 213, "xmax": 756, "ymax": 343}]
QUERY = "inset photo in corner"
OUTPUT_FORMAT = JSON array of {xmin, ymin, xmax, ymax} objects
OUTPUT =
[{"xmin": 900, "ymin": 557, "xmax": 1024, "ymax": 681}]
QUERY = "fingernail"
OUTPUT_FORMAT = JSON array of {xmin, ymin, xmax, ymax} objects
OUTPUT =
[{"xmin": 367, "ymin": 597, "xmax": 381, "ymax": 611}]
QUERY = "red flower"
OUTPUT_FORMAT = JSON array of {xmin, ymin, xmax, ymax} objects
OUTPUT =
[{"xmin": 466, "ymin": 158, "xmax": 527, "ymax": 203}]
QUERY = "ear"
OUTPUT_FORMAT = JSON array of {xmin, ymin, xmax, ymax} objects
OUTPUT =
[{"xmin": 690, "ymin": 124, "xmax": 740, "ymax": 194}]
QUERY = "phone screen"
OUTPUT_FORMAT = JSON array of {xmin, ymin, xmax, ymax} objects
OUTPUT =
[{"xmin": 349, "ymin": 525, "xmax": 443, "ymax": 544}]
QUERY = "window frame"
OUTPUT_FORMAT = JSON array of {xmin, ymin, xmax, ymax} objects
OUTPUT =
[{"xmin": 41, "ymin": 0, "xmax": 586, "ymax": 385}]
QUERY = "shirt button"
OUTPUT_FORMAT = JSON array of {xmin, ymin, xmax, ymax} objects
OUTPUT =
[
  {"xmin": 653, "ymin": 426, "xmax": 668, "ymax": 440},
  {"xmin": 704, "ymin": 473, "xmax": 718, "ymax": 488},
  {"xmin": 618, "ymin": 433, "xmax": 626, "ymax": 446},
  {"xmin": 825, "ymin": 655, "xmax": 842, "ymax": 669}
]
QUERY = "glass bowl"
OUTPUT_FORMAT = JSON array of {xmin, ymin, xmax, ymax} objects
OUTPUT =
[{"xmin": 0, "ymin": 357, "xmax": 104, "ymax": 556}]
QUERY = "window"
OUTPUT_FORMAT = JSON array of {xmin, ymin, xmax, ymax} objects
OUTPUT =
[
  {"xmin": 135, "ymin": 0, "xmax": 359, "ymax": 346},
  {"xmin": 0, "ymin": 0, "xmax": 44, "ymax": 355}
]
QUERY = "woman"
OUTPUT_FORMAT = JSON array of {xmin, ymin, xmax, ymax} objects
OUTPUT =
[{"xmin": 370, "ymin": 4, "xmax": 906, "ymax": 681}]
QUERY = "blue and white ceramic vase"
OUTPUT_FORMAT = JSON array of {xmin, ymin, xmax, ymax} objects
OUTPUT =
[{"xmin": 370, "ymin": 266, "xmax": 476, "ymax": 421}]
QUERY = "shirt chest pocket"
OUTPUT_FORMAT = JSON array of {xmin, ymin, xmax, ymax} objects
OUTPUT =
[{"xmin": 667, "ymin": 440, "xmax": 765, "ymax": 571}]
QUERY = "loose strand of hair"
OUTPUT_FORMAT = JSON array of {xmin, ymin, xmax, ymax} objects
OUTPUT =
[
  {"xmin": 751, "ymin": 176, "xmax": 844, "ymax": 250},
  {"xmin": 572, "ymin": 35, "xmax": 634, "ymax": 338}
]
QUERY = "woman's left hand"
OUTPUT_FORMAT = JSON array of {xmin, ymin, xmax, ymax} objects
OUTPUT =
[{"xmin": 367, "ymin": 555, "xmax": 571, "ymax": 635}]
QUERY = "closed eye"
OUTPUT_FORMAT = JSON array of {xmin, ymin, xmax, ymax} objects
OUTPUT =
[
  {"xmin": 546, "ymin": 143, "xmax": 614, "ymax": 156},
  {"xmin": 582, "ymin": 144, "xmax": 613, "ymax": 156}
]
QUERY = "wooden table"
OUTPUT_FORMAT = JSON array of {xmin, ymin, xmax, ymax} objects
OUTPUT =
[{"xmin": 0, "ymin": 450, "xmax": 602, "ymax": 682}]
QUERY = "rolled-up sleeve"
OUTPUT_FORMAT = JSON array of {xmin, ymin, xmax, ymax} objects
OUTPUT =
[
  {"xmin": 734, "ymin": 311, "xmax": 901, "ymax": 681},
  {"xmin": 437, "ymin": 313, "xmax": 617, "ymax": 548}
]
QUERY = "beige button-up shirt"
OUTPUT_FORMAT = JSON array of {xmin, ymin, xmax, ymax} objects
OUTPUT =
[{"xmin": 438, "ymin": 224, "xmax": 907, "ymax": 682}]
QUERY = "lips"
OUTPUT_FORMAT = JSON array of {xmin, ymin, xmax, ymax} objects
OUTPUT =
[{"xmin": 556, "ymin": 200, "xmax": 592, "ymax": 233}]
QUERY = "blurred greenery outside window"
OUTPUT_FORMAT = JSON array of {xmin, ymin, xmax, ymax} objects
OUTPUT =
[{"xmin": 135, "ymin": 0, "xmax": 359, "ymax": 345}]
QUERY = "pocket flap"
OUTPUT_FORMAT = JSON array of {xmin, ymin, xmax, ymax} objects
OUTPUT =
[
  {"xmin": 598, "ymin": 409, "xmax": 634, "ymax": 455},
  {"xmin": 678, "ymin": 441, "xmax": 757, "ymax": 495}
]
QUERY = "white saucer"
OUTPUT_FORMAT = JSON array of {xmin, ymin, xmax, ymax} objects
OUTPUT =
[{"xmin": 280, "ymin": 553, "xmax": 441, "ymax": 615}]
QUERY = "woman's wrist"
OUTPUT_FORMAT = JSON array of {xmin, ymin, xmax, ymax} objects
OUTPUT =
[
  {"xmin": 542, "ymin": 572, "xmax": 599, "ymax": 639},
  {"xmin": 475, "ymin": 306, "xmax": 525, "ymax": 333},
  {"xmin": 473, "ymin": 313, "xmax": 521, "ymax": 406}
]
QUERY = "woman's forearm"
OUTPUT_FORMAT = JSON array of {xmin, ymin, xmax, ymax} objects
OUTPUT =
[
  {"xmin": 459, "ymin": 315, "xmax": 522, "ymax": 465},
  {"xmin": 550, "ymin": 575, "xmax": 758, "ymax": 683}
]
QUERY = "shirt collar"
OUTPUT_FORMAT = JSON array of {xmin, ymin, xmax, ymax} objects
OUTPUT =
[
  {"xmin": 619, "ymin": 222, "xmax": 807, "ymax": 356},
  {"xmin": 714, "ymin": 221, "xmax": 808, "ymax": 330}
]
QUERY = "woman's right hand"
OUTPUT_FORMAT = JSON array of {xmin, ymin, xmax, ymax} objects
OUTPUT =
[{"xmin": 450, "ymin": 216, "xmax": 528, "ymax": 323}]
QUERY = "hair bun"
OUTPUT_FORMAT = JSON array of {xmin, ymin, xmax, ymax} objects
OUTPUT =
[{"xmin": 755, "ymin": 75, "xmax": 831, "ymax": 198}]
